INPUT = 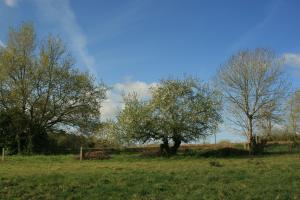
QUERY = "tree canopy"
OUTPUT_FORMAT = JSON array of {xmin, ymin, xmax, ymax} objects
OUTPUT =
[
  {"xmin": 0, "ymin": 23, "xmax": 107, "ymax": 153},
  {"xmin": 117, "ymin": 77, "xmax": 222, "ymax": 155}
]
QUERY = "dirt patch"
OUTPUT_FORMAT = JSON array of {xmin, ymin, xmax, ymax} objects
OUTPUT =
[{"xmin": 75, "ymin": 151, "xmax": 111, "ymax": 160}]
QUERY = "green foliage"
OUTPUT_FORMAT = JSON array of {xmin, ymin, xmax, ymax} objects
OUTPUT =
[
  {"xmin": 118, "ymin": 77, "xmax": 222, "ymax": 154},
  {"xmin": 46, "ymin": 132, "xmax": 95, "ymax": 154},
  {"xmin": 96, "ymin": 120, "xmax": 126, "ymax": 148},
  {"xmin": 0, "ymin": 23, "xmax": 107, "ymax": 154}
]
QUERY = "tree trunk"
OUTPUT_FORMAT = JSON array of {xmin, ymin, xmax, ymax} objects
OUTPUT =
[
  {"xmin": 267, "ymin": 119, "xmax": 272, "ymax": 138},
  {"xmin": 160, "ymin": 138, "xmax": 170, "ymax": 156},
  {"xmin": 248, "ymin": 116, "xmax": 254, "ymax": 155},
  {"xmin": 171, "ymin": 139, "xmax": 181, "ymax": 154}
]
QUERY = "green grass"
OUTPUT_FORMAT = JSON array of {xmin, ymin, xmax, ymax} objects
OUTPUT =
[{"xmin": 1, "ymin": 153, "xmax": 300, "ymax": 200}]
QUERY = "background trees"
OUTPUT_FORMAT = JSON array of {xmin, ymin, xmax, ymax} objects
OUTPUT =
[
  {"xmin": 0, "ymin": 23, "xmax": 107, "ymax": 154},
  {"xmin": 117, "ymin": 77, "xmax": 222, "ymax": 155},
  {"xmin": 217, "ymin": 48, "xmax": 288, "ymax": 153},
  {"xmin": 287, "ymin": 90, "xmax": 300, "ymax": 136},
  {"xmin": 0, "ymin": 23, "xmax": 297, "ymax": 156}
]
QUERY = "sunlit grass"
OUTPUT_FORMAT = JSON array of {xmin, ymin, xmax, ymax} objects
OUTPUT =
[{"xmin": 1, "ymin": 153, "xmax": 300, "ymax": 199}]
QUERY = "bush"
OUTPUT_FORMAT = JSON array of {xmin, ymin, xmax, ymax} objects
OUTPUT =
[
  {"xmin": 47, "ymin": 132, "xmax": 95, "ymax": 154},
  {"xmin": 252, "ymin": 138, "xmax": 268, "ymax": 155}
]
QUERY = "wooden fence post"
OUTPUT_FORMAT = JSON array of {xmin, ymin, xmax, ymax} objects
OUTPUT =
[
  {"xmin": 2, "ymin": 148, "xmax": 4, "ymax": 161},
  {"xmin": 80, "ymin": 146, "xmax": 83, "ymax": 161}
]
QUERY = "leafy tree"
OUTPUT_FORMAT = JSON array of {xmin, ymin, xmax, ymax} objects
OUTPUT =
[
  {"xmin": 117, "ymin": 78, "xmax": 222, "ymax": 155},
  {"xmin": 95, "ymin": 120, "xmax": 125, "ymax": 148},
  {"xmin": 217, "ymin": 48, "xmax": 288, "ymax": 153},
  {"xmin": 0, "ymin": 23, "xmax": 107, "ymax": 153}
]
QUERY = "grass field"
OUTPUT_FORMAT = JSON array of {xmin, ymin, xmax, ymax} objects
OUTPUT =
[{"xmin": 1, "ymin": 152, "xmax": 300, "ymax": 200}]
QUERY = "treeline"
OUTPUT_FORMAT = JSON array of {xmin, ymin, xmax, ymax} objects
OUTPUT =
[{"xmin": 0, "ymin": 23, "xmax": 299, "ymax": 155}]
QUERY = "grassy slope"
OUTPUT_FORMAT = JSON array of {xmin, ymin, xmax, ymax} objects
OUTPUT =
[{"xmin": 0, "ymin": 154, "xmax": 300, "ymax": 200}]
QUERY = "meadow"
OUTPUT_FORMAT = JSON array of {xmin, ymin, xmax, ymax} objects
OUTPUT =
[{"xmin": 1, "ymin": 147, "xmax": 300, "ymax": 200}]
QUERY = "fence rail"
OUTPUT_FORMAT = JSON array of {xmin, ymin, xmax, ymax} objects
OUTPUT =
[{"xmin": 1, "ymin": 141, "xmax": 300, "ymax": 161}]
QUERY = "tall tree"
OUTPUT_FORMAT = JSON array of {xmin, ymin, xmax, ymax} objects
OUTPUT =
[
  {"xmin": 257, "ymin": 101, "xmax": 282, "ymax": 137},
  {"xmin": 0, "ymin": 23, "xmax": 107, "ymax": 153},
  {"xmin": 287, "ymin": 90, "xmax": 300, "ymax": 137},
  {"xmin": 217, "ymin": 48, "xmax": 288, "ymax": 153},
  {"xmin": 117, "ymin": 77, "xmax": 222, "ymax": 155}
]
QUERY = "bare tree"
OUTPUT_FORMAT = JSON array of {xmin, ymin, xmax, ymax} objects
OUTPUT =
[
  {"xmin": 257, "ymin": 101, "xmax": 282, "ymax": 137},
  {"xmin": 217, "ymin": 48, "xmax": 288, "ymax": 153},
  {"xmin": 287, "ymin": 90, "xmax": 300, "ymax": 137}
]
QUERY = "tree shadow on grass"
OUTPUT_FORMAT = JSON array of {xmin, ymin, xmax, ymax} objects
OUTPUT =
[
  {"xmin": 136, "ymin": 147, "xmax": 250, "ymax": 159},
  {"xmin": 131, "ymin": 145, "xmax": 300, "ymax": 160},
  {"xmin": 183, "ymin": 147, "xmax": 250, "ymax": 158},
  {"xmin": 183, "ymin": 146, "xmax": 300, "ymax": 159}
]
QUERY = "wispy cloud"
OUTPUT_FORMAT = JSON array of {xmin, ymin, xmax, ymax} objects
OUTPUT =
[
  {"xmin": 228, "ymin": 0, "xmax": 283, "ymax": 52},
  {"xmin": 3, "ymin": 0, "xmax": 18, "ymax": 7},
  {"xmin": 33, "ymin": 0, "xmax": 96, "ymax": 73},
  {"xmin": 0, "ymin": 40, "xmax": 5, "ymax": 47},
  {"xmin": 93, "ymin": 2, "xmax": 147, "ymax": 43},
  {"xmin": 283, "ymin": 53, "xmax": 300, "ymax": 68},
  {"xmin": 101, "ymin": 81, "xmax": 157, "ymax": 120}
]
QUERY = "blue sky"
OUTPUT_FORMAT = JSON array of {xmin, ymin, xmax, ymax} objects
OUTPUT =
[{"xmin": 1, "ymin": 0, "xmax": 300, "ymax": 142}]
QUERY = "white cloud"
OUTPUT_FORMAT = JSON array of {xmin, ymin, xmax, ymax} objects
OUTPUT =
[
  {"xmin": 0, "ymin": 40, "xmax": 5, "ymax": 47},
  {"xmin": 283, "ymin": 53, "xmax": 300, "ymax": 68},
  {"xmin": 4, "ymin": 0, "xmax": 18, "ymax": 7},
  {"xmin": 114, "ymin": 81, "xmax": 157, "ymax": 98},
  {"xmin": 33, "ymin": 0, "xmax": 96, "ymax": 73},
  {"xmin": 101, "ymin": 81, "xmax": 157, "ymax": 120}
]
